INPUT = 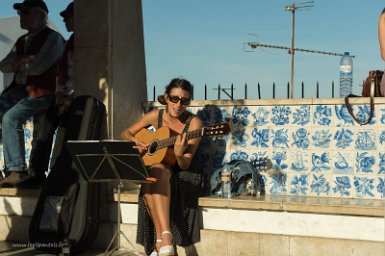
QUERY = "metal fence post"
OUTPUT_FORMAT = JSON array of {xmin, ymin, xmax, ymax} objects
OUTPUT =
[
  {"xmin": 301, "ymin": 81, "xmax": 304, "ymax": 98},
  {"xmin": 191, "ymin": 85, "xmax": 194, "ymax": 100},
  {"xmin": 152, "ymin": 80, "xmax": 337, "ymax": 100},
  {"xmin": 287, "ymin": 82, "xmax": 290, "ymax": 98},
  {"xmin": 244, "ymin": 83, "xmax": 247, "ymax": 99},
  {"xmin": 316, "ymin": 81, "xmax": 319, "ymax": 98}
]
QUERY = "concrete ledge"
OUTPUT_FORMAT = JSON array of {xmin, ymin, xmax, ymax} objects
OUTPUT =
[
  {"xmin": 113, "ymin": 190, "xmax": 385, "ymax": 218},
  {"xmin": 0, "ymin": 188, "xmax": 40, "ymax": 197},
  {"xmin": 195, "ymin": 230, "xmax": 383, "ymax": 256},
  {"xmin": 1, "ymin": 188, "xmax": 384, "ymax": 255},
  {"xmin": 201, "ymin": 208, "xmax": 384, "ymax": 242},
  {"xmin": 199, "ymin": 195, "xmax": 385, "ymax": 217},
  {"xmin": 1, "ymin": 188, "xmax": 384, "ymax": 218},
  {"xmin": 199, "ymin": 196, "xmax": 282, "ymax": 211}
]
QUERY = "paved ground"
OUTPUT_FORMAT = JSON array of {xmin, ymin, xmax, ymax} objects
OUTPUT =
[{"xmin": 0, "ymin": 241, "xmax": 143, "ymax": 256}]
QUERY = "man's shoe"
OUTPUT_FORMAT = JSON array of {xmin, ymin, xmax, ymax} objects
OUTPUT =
[
  {"xmin": 16, "ymin": 174, "xmax": 46, "ymax": 189},
  {"xmin": 0, "ymin": 171, "xmax": 29, "ymax": 187}
]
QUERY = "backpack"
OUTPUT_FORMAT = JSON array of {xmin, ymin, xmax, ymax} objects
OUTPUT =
[{"xmin": 210, "ymin": 158, "xmax": 271, "ymax": 197}]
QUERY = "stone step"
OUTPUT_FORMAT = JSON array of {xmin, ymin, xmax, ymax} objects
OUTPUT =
[{"xmin": 1, "ymin": 188, "xmax": 384, "ymax": 256}]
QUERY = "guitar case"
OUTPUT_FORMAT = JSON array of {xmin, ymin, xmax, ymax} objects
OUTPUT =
[{"xmin": 29, "ymin": 95, "xmax": 106, "ymax": 255}]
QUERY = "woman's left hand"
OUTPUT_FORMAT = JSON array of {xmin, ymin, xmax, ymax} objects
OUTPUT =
[{"xmin": 174, "ymin": 132, "xmax": 188, "ymax": 157}]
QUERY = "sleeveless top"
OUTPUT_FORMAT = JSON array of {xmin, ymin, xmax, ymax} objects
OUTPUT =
[
  {"xmin": 157, "ymin": 109, "xmax": 195, "ymax": 171},
  {"xmin": 157, "ymin": 109, "xmax": 193, "ymax": 133}
]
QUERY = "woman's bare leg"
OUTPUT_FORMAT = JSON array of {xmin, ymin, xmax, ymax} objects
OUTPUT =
[
  {"xmin": 142, "ymin": 187, "xmax": 162, "ymax": 251},
  {"xmin": 142, "ymin": 164, "xmax": 173, "ymax": 248}
]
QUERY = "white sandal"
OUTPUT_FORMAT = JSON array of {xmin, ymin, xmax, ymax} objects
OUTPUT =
[
  {"xmin": 159, "ymin": 231, "xmax": 175, "ymax": 256},
  {"xmin": 149, "ymin": 251, "xmax": 159, "ymax": 256},
  {"xmin": 149, "ymin": 239, "xmax": 162, "ymax": 256}
]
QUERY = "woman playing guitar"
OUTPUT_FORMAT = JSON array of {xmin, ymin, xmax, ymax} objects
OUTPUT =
[{"xmin": 121, "ymin": 78, "xmax": 202, "ymax": 256}]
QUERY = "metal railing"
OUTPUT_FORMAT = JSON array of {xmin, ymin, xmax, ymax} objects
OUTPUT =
[{"xmin": 151, "ymin": 81, "xmax": 345, "ymax": 101}]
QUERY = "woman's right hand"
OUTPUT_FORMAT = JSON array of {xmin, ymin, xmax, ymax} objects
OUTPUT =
[{"xmin": 133, "ymin": 139, "xmax": 148, "ymax": 155}]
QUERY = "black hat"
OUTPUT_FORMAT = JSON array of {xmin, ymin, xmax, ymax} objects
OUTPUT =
[
  {"xmin": 13, "ymin": 0, "xmax": 49, "ymax": 14},
  {"xmin": 60, "ymin": 2, "xmax": 73, "ymax": 18}
]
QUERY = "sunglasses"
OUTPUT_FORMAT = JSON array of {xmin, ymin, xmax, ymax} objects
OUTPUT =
[
  {"xmin": 17, "ymin": 8, "xmax": 30, "ymax": 15},
  {"xmin": 168, "ymin": 95, "xmax": 191, "ymax": 105}
]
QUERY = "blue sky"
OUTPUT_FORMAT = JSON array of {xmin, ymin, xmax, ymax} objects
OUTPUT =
[
  {"xmin": 141, "ymin": 0, "xmax": 384, "ymax": 99},
  {"xmin": 0, "ymin": 0, "xmax": 71, "ymax": 37},
  {"xmin": 1, "ymin": 1, "xmax": 384, "ymax": 100}
]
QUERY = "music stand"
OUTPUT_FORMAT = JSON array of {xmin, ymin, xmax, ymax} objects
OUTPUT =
[{"xmin": 66, "ymin": 140, "xmax": 155, "ymax": 256}]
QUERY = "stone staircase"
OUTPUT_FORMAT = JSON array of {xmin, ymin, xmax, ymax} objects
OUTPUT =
[{"xmin": 1, "ymin": 187, "xmax": 384, "ymax": 256}]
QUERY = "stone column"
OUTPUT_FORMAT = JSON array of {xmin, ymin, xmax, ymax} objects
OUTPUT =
[{"xmin": 75, "ymin": 0, "xmax": 147, "ymax": 139}]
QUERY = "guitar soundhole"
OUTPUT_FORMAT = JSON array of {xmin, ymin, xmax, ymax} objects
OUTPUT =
[{"xmin": 148, "ymin": 140, "xmax": 159, "ymax": 155}]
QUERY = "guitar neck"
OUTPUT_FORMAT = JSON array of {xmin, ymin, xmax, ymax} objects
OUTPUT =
[{"xmin": 158, "ymin": 128, "xmax": 203, "ymax": 149}]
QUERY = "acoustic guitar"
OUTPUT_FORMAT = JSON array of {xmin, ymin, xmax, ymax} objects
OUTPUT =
[{"xmin": 135, "ymin": 123, "xmax": 231, "ymax": 166}]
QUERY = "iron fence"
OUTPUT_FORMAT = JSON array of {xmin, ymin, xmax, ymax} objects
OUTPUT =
[{"xmin": 152, "ymin": 80, "xmax": 363, "ymax": 101}]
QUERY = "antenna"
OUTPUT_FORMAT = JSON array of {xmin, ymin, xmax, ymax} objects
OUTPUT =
[
  {"xmin": 243, "ymin": 33, "xmax": 259, "ymax": 52},
  {"xmin": 247, "ymin": 42, "xmax": 355, "ymax": 58},
  {"xmin": 285, "ymin": 1, "xmax": 315, "ymax": 98}
]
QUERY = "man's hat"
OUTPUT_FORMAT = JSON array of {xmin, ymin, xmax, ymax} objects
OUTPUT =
[
  {"xmin": 60, "ymin": 2, "xmax": 73, "ymax": 18},
  {"xmin": 13, "ymin": 0, "xmax": 49, "ymax": 14}
]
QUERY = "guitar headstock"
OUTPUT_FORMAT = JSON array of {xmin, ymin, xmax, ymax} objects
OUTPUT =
[{"xmin": 202, "ymin": 123, "xmax": 231, "ymax": 136}]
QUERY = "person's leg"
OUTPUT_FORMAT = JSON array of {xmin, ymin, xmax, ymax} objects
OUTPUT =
[
  {"xmin": 0, "ymin": 85, "xmax": 27, "ymax": 181},
  {"xmin": 18, "ymin": 105, "xmax": 59, "ymax": 188},
  {"xmin": 0, "ymin": 85, "xmax": 28, "ymax": 137},
  {"xmin": 0, "ymin": 95, "xmax": 53, "ymax": 186},
  {"xmin": 142, "ymin": 188, "xmax": 163, "ymax": 252},
  {"xmin": 142, "ymin": 168, "xmax": 167, "ymax": 252},
  {"xmin": 28, "ymin": 102, "xmax": 60, "ymax": 176},
  {"xmin": 142, "ymin": 164, "xmax": 173, "ymax": 252}
]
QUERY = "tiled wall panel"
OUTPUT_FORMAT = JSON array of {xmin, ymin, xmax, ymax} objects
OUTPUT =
[{"xmin": 180, "ymin": 101, "xmax": 385, "ymax": 200}]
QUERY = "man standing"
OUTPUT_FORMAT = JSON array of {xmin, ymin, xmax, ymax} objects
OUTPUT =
[
  {"xmin": 22, "ymin": 2, "xmax": 75, "ymax": 188},
  {"xmin": 0, "ymin": 0, "xmax": 64, "ymax": 186}
]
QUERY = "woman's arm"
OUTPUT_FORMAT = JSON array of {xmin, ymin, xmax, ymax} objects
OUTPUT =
[
  {"xmin": 174, "ymin": 116, "xmax": 203, "ymax": 170},
  {"xmin": 121, "ymin": 109, "xmax": 158, "ymax": 149},
  {"xmin": 379, "ymin": 11, "xmax": 385, "ymax": 61}
]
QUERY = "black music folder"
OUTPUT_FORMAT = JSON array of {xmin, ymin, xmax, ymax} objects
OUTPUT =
[{"xmin": 66, "ymin": 140, "xmax": 154, "ymax": 184}]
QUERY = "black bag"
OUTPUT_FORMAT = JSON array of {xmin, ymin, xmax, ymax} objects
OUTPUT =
[
  {"xmin": 362, "ymin": 70, "xmax": 383, "ymax": 97},
  {"xmin": 29, "ymin": 95, "xmax": 105, "ymax": 255},
  {"xmin": 345, "ymin": 70, "xmax": 382, "ymax": 125},
  {"xmin": 210, "ymin": 158, "xmax": 271, "ymax": 197}
]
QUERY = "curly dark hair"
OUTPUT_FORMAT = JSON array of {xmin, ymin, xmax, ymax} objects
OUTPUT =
[{"xmin": 158, "ymin": 78, "xmax": 193, "ymax": 105}]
